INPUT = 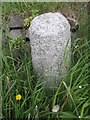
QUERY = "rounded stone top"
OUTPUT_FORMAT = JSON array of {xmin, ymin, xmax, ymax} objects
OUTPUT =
[
  {"xmin": 8, "ymin": 14, "xmax": 24, "ymax": 29},
  {"xmin": 29, "ymin": 12, "xmax": 70, "ymax": 37}
]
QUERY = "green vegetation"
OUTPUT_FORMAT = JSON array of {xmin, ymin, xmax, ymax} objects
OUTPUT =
[{"xmin": 1, "ymin": 2, "xmax": 90, "ymax": 119}]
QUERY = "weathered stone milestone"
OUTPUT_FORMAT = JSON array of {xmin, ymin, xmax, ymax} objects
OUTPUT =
[{"xmin": 28, "ymin": 12, "xmax": 71, "ymax": 89}]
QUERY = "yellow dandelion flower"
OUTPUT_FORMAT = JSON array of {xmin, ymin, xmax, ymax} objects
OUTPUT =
[{"xmin": 16, "ymin": 94, "xmax": 22, "ymax": 101}]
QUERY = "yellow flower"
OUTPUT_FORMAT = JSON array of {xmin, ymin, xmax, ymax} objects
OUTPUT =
[{"xmin": 16, "ymin": 94, "xmax": 22, "ymax": 101}]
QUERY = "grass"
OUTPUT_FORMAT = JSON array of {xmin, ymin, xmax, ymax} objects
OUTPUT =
[{"xmin": 1, "ymin": 2, "xmax": 90, "ymax": 119}]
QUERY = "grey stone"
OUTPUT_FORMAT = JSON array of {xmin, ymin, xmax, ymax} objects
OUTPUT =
[
  {"xmin": 28, "ymin": 12, "xmax": 71, "ymax": 89},
  {"xmin": 26, "ymin": 29, "xmax": 29, "ymax": 39},
  {"xmin": 8, "ymin": 15, "xmax": 23, "ymax": 29},
  {"xmin": 9, "ymin": 29, "xmax": 22, "ymax": 39},
  {"xmin": 71, "ymin": 32, "xmax": 76, "ymax": 43},
  {"xmin": 2, "ymin": 30, "xmax": 6, "ymax": 47}
]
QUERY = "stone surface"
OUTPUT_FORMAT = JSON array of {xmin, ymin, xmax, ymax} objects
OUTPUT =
[
  {"xmin": 2, "ymin": 30, "xmax": 6, "ymax": 47},
  {"xmin": 8, "ymin": 15, "xmax": 23, "ymax": 29},
  {"xmin": 9, "ymin": 29, "xmax": 22, "ymax": 39},
  {"xmin": 71, "ymin": 32, "xmax": 76, "ymax": 43},
  {"xmin": 28, "ymin": 12, "xmax": 71, "ymax": 89},
  {"xmin": 26, "ymin": 29, "xmax": 29, "ymax": 40}
]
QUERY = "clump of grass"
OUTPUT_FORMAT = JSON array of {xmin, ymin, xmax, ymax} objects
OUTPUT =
[{"xmin": 1, "ymin": 2, "xmax": 90, "ymax": 119}]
